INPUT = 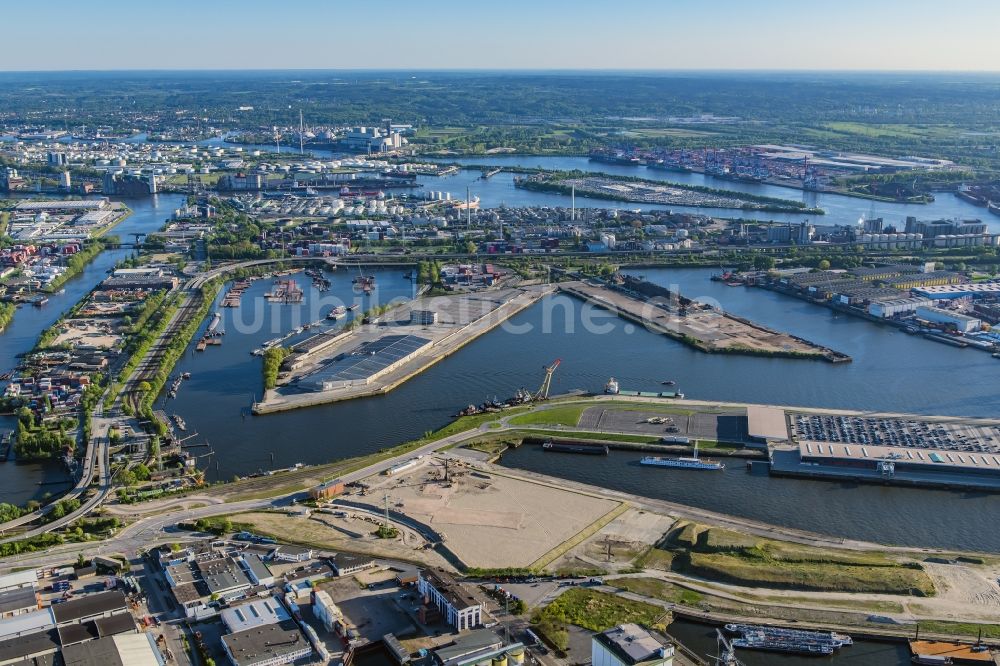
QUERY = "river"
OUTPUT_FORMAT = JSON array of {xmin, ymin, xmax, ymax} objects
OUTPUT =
[
  {"xmin": 1, "ymin": 154, "xmax": 998, "ymax": 554},
  {"xmin": 157, "ymin": 262, "xmax": 1000, "ymax": 552},
  {"xmin": 425, "ymin": 155, "xmax": 997, "ymax": 231},
  {"xmin": 0, "ymin": 192, "xmax": 187, "ymax": 505}
]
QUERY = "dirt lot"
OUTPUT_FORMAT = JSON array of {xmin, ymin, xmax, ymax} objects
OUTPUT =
[
  {"xmin": 232, "ymin": 510, "xmax": 453, "ymax": 569},
  {"xmin": 52, "ymin": 318, "xmax": 122, "ymax": 349},
  {"xmin": 368, "ymin": 458, "xmax": 621, "ymax": 568}
]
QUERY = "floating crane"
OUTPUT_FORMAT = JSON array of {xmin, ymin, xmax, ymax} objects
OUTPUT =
[{"xmin": 534, "ymin": 359, "xmax": 561, "ymax": 401}]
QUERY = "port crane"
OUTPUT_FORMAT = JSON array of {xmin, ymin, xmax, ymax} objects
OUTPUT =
[
  {"xmin": 711, "ymin": 629, "xmax": 744, "ymax": 666},
  {"xmin": 534, "ymin": 359, "xmax": 561, "ymax": 401}
]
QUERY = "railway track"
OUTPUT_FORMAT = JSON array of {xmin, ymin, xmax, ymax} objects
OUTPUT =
[{"xmin": 120, "ymin": 292, "xmax": 202, "ymax": 414}]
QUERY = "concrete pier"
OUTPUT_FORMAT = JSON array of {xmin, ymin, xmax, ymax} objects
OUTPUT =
[{"xmin": 253, "ymin": 285, "xmax": 553, "ymax": 414}]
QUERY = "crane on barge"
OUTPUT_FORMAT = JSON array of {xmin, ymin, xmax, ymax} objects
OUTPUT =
[{"xmin": 534, "ymin": 358, "xmax": 561, "ymax": 401}]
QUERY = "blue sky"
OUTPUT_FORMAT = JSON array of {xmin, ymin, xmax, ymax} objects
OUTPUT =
[{"xmin": 4, "ymin": 0, "xmax": 998, "ymax": 71}]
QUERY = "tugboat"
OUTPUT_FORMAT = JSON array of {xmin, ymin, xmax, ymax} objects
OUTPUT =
[
  {"xmin": 640, "ymin": 442, "xmax": 724, "ymax": 470},
  {"xmin": 604, "ymin": 377, "xmax": 620, "ymax": 395}
]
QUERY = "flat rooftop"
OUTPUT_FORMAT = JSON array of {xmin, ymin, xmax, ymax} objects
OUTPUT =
[
  {"xmin": 0, "ymin": 586, "xmax": 38, "ymax": 614},
  {"xmin": 0, "ymin": 569, "xmax": 38, "ymax": 591},
  {"xmin": 306, "ymin": 334, "xmax": 431, "ymax": 386},
  {"xmin": 62, "ymin": 633, "xmax": 163, "ymax": 666},
  {"xmin": 51, "ymin": 590, "xmax": 128, "ymax": 625},
  {"xmin": 914, "ymin": 282, "xmax": 1000, "ymax": 297},
  {"xmin": 0, "ymin": 608, "xmax": 54, "ymax": 641},
  {"xmin": 746, "ymin": 405, "xmax": 788, "ymax": 441},
  {"xmin": 16, "ymin": 200, "xmax": 108, "ymax": 211},
  {"xmin": 221, "ymin": 597, "xmax": 289, "ymax": 633},
  {"xmin": 421, "ymin": 569, "xmax": 485, "ymax": 611},
  {"xmin": 595, "ymin": 624, "xmax": 672, "ymax": 666},
  {"xmin": 799, "ymin": 441, "xmax": 1000, "ymax": 471},
  {"xmin": 0, "ymin": 628, "xmax": 59, "ymax": 664},
  {"xmin": 222, "ymin": 619, "xmax": 310, "ymax": 666}
]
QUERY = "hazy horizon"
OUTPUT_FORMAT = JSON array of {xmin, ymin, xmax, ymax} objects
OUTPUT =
[{"xmin": 3, "ymin": 0, "xmax": 998, "ymax": 72}]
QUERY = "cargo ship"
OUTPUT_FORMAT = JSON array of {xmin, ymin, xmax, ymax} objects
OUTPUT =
[
  {"xmin": 640, "ymin": 442, "xmax": 724, "ymax": 470},
  {"xmin": 541, "ymin": 439, "xmax": 609, "ymax": 455},
  {"xmin": 725, "ymin": 624, "xmax": 850, "ymax": 656}
]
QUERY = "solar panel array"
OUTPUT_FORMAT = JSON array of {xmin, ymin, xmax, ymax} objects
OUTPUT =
[{"xmin": 309, "ymin": 334, "xmax": 431, "ymax": 385}]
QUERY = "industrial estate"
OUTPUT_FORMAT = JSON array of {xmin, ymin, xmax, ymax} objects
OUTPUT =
[{"xmin": 3, "ymin": 44, "xmax": 1000, "ymax": 666}]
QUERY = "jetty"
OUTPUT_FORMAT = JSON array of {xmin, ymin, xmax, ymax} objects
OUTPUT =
[{"xmin": 559, "ymin": 277, "xmax": 850, "ymax": 362}]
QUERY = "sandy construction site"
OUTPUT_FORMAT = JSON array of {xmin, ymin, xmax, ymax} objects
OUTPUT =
[{"xmin": 367, "ymin": 457, "xmax": 621, "ymax": 568}]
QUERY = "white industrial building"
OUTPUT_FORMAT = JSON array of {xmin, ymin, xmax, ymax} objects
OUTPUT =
[
  {"xmin": 220, "ymin": 598, "xmax": 289, "ymax": 634},
  {"xmin": 0, "ymin": 570, "xmax": 37, "ymax": 593},
  {"xmin": 915, "ymin": 306, "xmax": 983, "ymax": 333},
  {"xmin": 592, "ymin": 624, "xmax": 674, "ymax": 666},
  {"xmin": 312, "ymin": 590, "xmax": 342, "ymax": 633},
  {"xmin": 418, "ymin": 569, "xmax": 485, "ymax": 632},
  {"xmin": 868, "ymin": 297, "xmax": 933, "ymax": 318}
]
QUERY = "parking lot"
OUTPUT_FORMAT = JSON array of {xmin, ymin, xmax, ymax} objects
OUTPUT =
[
  {"xmin": 578, "ymin": 406, "xmax": 748, "ymax": 442},
  {"xmin": 793, "ymin": 414, "xmax": 1000, "ymax": 454}
]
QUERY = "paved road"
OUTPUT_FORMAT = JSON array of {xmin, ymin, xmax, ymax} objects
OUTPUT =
[
  {"xmin": 0, "ymin": 287, "xmax": 195, "ymax": 541},
  {"xmin": 0, "ymin": 421, "xmax": 493, "ymax": 573},
  {"xmin": 0, "ymin": 403, "xmax": 113, "ymax": 539}
]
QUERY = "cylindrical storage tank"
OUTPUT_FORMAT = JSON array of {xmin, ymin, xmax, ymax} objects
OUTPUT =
[
  {"xmin": 492, "ymin": 655, "xmax": 508, "ymax": 666},
  {"xmin": 507, "ymin": 648, "xmax": 525, "ymax": 666}
]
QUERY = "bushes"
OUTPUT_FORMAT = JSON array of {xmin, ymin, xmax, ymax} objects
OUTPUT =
[
  {"xmin": 534, "ymin": 588, "xmax": 666, "ymax": 633},
  {"xmin": 14, "ymin": 419, "xmax": 74, "ymax": 461},
  {"xmin": 262, "ymin": 347, "xmax": 289, "ymax": 390},
  {"xmin": 0, "ymin": 532, "xmax": 64, "ymax": 558},
  {"xmin": 46, "ymin": 241, "xmax": 106, "ymax": 292},
  {"xmin": 0, "ymin": 302, "xmax": 14, "ymax": 332}
]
